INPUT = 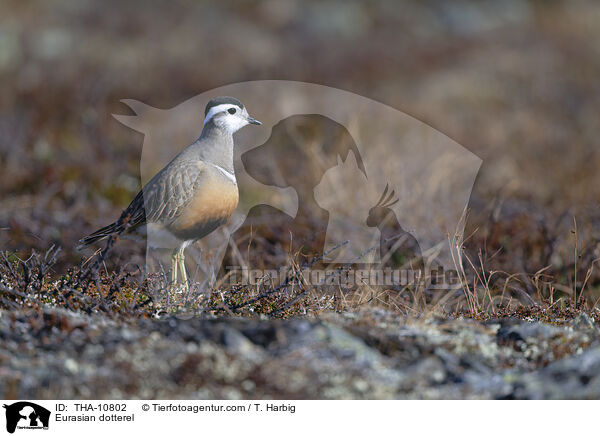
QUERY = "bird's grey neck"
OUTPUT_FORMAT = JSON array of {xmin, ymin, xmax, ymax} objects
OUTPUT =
[{"xmin": 194, "ymin": 123, "xmax": 235, "ymax": 173}]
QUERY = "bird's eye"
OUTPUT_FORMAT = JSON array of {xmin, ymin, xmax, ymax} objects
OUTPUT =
[{"xmin": 228, "ymin": 108, "xmax": 236, "ymax": 115}]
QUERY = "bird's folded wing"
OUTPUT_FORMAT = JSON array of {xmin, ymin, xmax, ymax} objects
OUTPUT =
[{"xmin": 125, "ymin": 160, "xmax": 205, "ymax": 227}]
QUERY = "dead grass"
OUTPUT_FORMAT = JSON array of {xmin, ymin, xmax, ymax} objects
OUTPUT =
[
  {"xmin": 2, "ymin": 1, "xmax": 600, "ymax": 324},
  {"xmin": 3, "ymin": 211, "xmax": 600, "ymax": 325}
]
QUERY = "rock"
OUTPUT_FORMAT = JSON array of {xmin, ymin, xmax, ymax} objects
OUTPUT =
[
  {"xmin": 571, "ymin": 313, "xmax": 596, "ymax": 331},
  {"xmin": 221, "ymin": 326, "xmax": 265, "ymax": 364},
  {"xmin": 322, "ymin": 323, "xmax": 386, "ymax": 367},
  {"xmin": 1, "ymin": 307, "xmax": 598, "ymax": 399},
  {"xmin": 64, "ymin": 358, "xmax": 78, "ymax": 374},
  {"xmin": 511, "ymin": 346, "xmax": 600, "ymax": 399},
  {"xmin": 497, "ymin": 322, "xmax": 562, "ymax": 347}
]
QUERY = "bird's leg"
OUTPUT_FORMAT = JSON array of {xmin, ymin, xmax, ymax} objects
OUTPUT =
[
  {"xmin": 170, "ymin": 248, "xmax": 179, "ymax": 289},
  {"xmin": 177, "ymin": 246, "xmax": 189, "ymax": 293}
]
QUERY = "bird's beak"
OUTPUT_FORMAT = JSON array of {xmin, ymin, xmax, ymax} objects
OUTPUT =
[{"xmin": 247, "ymin": 116, "xmax": 262, "ymax": 125}]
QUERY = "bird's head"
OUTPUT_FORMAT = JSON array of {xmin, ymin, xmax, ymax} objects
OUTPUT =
[{"xmin": 202, "ymin": 96, "xmax": 262, "ymax": 134}]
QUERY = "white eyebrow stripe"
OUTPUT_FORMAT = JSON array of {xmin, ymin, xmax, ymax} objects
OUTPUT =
[
  {"xmin": 208, "ymin": 162, "xmax": 237, "ymax": 184},
  {"xmin": 203, "ymin": 104, "xmax": 241, "ymax": 126}
]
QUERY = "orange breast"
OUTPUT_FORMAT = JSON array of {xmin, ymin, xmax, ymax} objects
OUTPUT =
[{"xmin": 169, "ymin": 170, "xmax": 239, "ymax": 241}]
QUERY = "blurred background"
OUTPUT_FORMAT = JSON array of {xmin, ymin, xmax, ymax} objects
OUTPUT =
[{"xmin": 1, "ymin": 0, "xmax": 599, "ymax": 289}]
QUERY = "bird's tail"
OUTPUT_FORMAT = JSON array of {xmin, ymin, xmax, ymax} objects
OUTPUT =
[{"xmin": 77, "ymin": 221, "xmax": 122, "ymax": 250}]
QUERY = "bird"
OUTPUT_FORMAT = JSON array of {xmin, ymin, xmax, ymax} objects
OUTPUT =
[{"xmin": 79, "ymin": 96, "xmax": 262, "ymax": 291}]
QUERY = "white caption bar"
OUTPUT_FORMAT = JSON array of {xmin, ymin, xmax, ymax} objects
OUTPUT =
[{"xmin": 0, "ymin": 400, "xmax": 595, "ymax": 436}]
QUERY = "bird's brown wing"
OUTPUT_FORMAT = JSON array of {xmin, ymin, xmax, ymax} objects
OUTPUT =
[
  {"xmin": 79, "ymin": 160, "xmax": 205, "ymax": 247},
  {"xmin": 140, "ymin": 159, "xmax": 206, "ymax": 225}
]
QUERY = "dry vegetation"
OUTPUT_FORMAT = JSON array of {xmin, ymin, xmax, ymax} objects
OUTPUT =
[{"xmin": 1, "ymin": 1, "xmax": 600, "ymax": 323}]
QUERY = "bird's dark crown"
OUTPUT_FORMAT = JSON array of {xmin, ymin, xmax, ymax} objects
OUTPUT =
[{"xmin": 205, "ymin": 96, "xmax": 244, "ymax": 115}]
